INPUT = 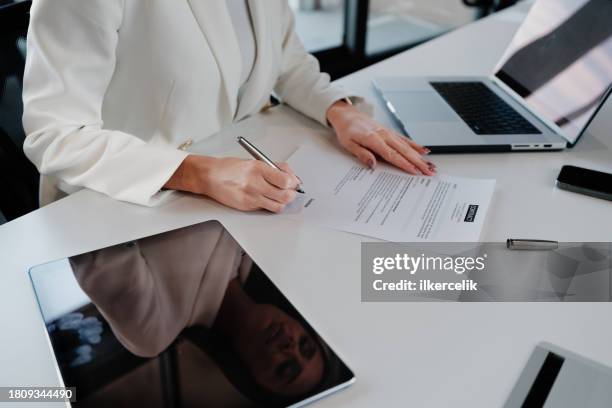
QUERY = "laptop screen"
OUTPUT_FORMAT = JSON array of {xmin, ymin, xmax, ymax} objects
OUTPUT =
[{"xmin": 495, "ymin": 0, "xmax": 612, "ymax": 144}]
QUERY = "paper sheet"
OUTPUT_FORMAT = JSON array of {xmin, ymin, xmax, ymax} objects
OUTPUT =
[{"xmin": 282, "ymin": 147, "xmax": 496, "ymax": 242}]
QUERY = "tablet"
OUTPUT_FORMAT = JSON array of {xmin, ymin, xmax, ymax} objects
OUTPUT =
[
  {"xmin": 505, "ymin": 342, "xmax": 612, "ymax": 408},
  {"xmin": 29, "ymin": 220, "xmax": 354, "ymax": 407}
]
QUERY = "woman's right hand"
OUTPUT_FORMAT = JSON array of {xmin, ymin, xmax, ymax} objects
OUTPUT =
[{"xmin": 164, "ymin": 155, "xmax": 301, "ymax": 213}]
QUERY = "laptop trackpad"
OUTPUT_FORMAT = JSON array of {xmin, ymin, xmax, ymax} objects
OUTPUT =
[{"xmin": 385, "ymin": 92, "xmax": 457, "ymax": 122}]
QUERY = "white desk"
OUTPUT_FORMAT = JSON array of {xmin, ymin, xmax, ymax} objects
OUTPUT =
[{"xmin": 1, "ymin": 3, "xmax": 612, "ymax": 407}]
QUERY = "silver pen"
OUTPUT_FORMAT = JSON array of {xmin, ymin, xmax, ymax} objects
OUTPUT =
[
  {"xmin": 237, "ymin": 136, "xmax": 305, "ymax": 194},
  {"xmin": 506, "ymin": 239, "xmax": 559, "ymax": 250}
]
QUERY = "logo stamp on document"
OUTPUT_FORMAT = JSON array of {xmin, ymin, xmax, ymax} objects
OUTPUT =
[{"xmin": 464, "ymin": 204, "xmax": 479, "ymax": 222}]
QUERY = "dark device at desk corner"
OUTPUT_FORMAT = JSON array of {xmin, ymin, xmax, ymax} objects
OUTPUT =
[
  {"xmin": 504, "ymin": 342, "xmax": 612, "ymax": 408},
  {"xmin": 556, "ymin": 165, "xmax": 612, "ymax": 202}
]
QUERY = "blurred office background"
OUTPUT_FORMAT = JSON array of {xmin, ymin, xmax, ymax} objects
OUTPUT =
[
  {"xmin": 289, "ymin": 0, "xmax": 518, "ymax": 77},
  {"xmin": 292, "ymin": 0, "xmax": 476, "ymax": 54},
  {"xmin": 0, "ymin": 0, "xmax": 517, "ymax": 224}
]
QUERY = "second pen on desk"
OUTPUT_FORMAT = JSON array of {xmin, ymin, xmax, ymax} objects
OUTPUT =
[
  {"xmin": 237, "ymin": 136, "xmax": 305, "ymax": 194},
  {"xmin": 506, "ymin": 239, "xmax": 559, "ymax": 250}
]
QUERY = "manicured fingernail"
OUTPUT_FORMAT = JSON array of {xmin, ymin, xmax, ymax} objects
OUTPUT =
[
  {"xmin": 427, "ymin": 161, "xmax": 436, "ymax": 169},
  {"xmin": 423, "ymin": 148, "xmax": 431, "ymax": 155},
  {"xmin": 367, "ymin": 159, "xmax": 376, "ymax": 169},
  {"xmin": 296, "ymin": 175, "xmax": 304, "ymax": 184}
]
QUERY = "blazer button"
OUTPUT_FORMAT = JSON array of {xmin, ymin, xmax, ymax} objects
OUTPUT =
[
  {"xmin": 260, "ymin": 101, "xmax": 273, "ymax": 113},
  {"xmin": 178, "ymin": 139, "xmax": 193, "ymax": 151}
]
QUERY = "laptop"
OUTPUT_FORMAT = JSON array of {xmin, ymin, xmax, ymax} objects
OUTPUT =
[{"xmin": 373, "ymin": 0, "xmax": 612, "ymax": 152}]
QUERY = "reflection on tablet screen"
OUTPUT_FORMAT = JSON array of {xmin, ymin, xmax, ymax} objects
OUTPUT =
[{"xmin": 29, "ymin": 220, "xmax": 354, "ymax": 407}]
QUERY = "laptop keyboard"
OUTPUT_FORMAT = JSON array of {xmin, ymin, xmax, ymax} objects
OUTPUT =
[{"xmin": 430, "ymin": 82, "xmax": 541, "ymax": 135}]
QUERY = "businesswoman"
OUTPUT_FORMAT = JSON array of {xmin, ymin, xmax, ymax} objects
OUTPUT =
[{"xmin": 23, "ymin": 0, "xmax": 436, "ymax": 211}]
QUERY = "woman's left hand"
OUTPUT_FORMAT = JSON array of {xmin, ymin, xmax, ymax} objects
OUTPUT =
[{"xmin": 326, "ymin": 100, "xmax": 436, "ymax": 176}]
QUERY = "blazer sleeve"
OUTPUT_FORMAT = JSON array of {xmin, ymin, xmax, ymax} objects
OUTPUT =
[
  {"xmin": 273, "ymin": 2, "xmax": 371, "ymax": 126},
  {"xmin": 22, "ymin": 0, "xmax": 188, "ymax": 206}
]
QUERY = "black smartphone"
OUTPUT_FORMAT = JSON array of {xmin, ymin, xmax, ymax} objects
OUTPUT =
[{"xmin": 556, "ymin": 165, "xmax": 612, "ymax": 202}]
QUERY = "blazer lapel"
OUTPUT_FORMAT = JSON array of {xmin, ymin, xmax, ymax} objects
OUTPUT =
[
  {"xmin": 235, "ymin": 0, "xmax": 274, "ymax": 120},
  {"xmin": 186, "ymin": 0, "xmax": 241, "ymax": 120}
]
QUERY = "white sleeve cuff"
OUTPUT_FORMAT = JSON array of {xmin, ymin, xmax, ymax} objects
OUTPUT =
[{"xmin": 82, "ymin": 143, "xmax": 190, "ymax": 207}]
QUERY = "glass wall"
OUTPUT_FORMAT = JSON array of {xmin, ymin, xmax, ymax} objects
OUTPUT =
[
  {"xmin": 366, "ymin": 0, "xmax": 478, "ymax": 55},
  {"xmin": 289, "ymin": 0, "xmax": 346, "ymax": 52}
]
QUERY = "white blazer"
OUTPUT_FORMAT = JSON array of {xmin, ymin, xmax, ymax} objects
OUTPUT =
[{"xmin": 23, "ymin": 0, "xmax": 357, "ymax": 206}]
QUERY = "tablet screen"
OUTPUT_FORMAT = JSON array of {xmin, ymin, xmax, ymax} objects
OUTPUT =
[{"xmin": 29, "ymin": 220, "xmax": 354, "ymax": 407}]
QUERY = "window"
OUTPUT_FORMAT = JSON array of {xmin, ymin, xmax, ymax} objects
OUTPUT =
[
  {"xmin": 366, "ymin": 0, "xmax": 478, "ymax": 55},
  {"xmin": 289, "ymin": 0, "xmax": 346, "ymax": 52},
  {"xmin": 288, "ymin": 0, "xmax": 507, "ymax": 78}
]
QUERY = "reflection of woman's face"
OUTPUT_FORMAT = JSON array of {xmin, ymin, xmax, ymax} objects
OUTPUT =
[{"xmin": 235, "ymin": 304, "xmax": 324, "ymax": 397}]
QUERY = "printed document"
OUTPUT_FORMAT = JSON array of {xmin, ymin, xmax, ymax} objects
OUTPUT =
[{"xmin": 282, "ymin": 147, "xmax": 496, "ymax": 241}]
